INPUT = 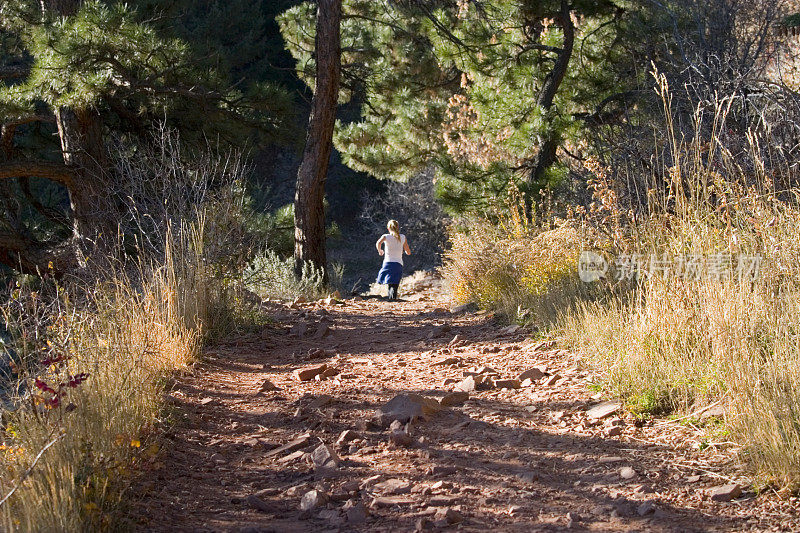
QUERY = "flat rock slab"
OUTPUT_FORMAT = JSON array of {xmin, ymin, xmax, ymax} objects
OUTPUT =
[
  {"xmin": 294, "ymin": 364, "xmax": 328, "ymax": 381},
  {"xmin": 374, "ymin": 393, "xmax": 442, "ymax": 427},
  {"xmin": 440, "ymin": 391, "xmax": 469, "ymax": 407},
  {"xmin": 710, "ymin": 484, "xmax": 742, "ymax": 502},
  {"xmin": 587, "ymin": 400, "xmax": 622, "ymax": 419},
  {"xmin": 265, "ymin": 433, "xmax": 312, "ymax": 458}
]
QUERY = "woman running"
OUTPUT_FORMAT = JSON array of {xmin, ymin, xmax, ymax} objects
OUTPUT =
[{"xmin": 375, "ymin": 220, "xmax": 411, "ymax": 300}]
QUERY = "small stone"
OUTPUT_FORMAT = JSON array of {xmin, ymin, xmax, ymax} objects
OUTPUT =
[
  {"xmin": 427, "ymin": 324, "xmax": 452, "ymax": 339},
  {"xmin": 566, "ymin": 511, "xmax": 581, "ymax": 523},
  {"xmin": 440, "ymin": 391, "xmax": 469, "ymax": 407},
  {"xmin": 300, "ymin": 489, "xmax": 328, "ymax": 511},
  {"xmin": 432, "ymin": 356, "xmax": 460, "ymax": 366},
  {"xmin": 266, "ymin": 433, "xmax": 312, "ymax": 458},
  {"xmin": 291, "ymin": 320, "xmax": 309, "ymax": 337},
  {"xmin": 435, "ymin": 507, "xmax": 463, "ymax": 524},
  {"xmin": 710, "ymin": 483, "xmax": 742, "ymax": 502},
  {"xmin": 257, "ymin": 378, "xmax": 280, "ymax": 393},
  {"xmin": 374, "ymin": 393, "xmax": 442, "ymax": 427},
  {"xmin": 373, "ymin": 478, "xmax": 412, "ymax": 495},
  {"xmin": 637, "ymin": 502, "xmax": 656, "ymax": 516},
  {"xmin": 311, "ymin": 443, "xmax": 340, "ymax": 469},
  {"xmin": 390, "ymin": 430, "xmax": 415, "ymax": 447},
  {"xmin": 490, "ymin": 378, "xmax": 521, "ymax": 389},
  {"xmin": 371, "ymin": 496, "xmax": 415, "ymax": 507},
  {"xmin": 517, "ymin": 471, "xmax": 537, "ymax": 483},
  {"xmin": 586, "ymin": 401, "xmax": 622, "ymax": 419},
  {"xmin": 246, "ymin": 494, "xmax": 272, "ymax": 513},
  {"xmin": 427, "ymin": 465, "xmax": 457, "ymax": 476},
  {"xmin": 345, "ymin": 502, "xmax": 367, "ymax": 523},
  {"xmin": 416, "ymin": 517, "xmax": 435, "ymax": 531},
  {"xmin": 294, "ymin": 364, "xmax": 327, "ymax": 381},
  {"xmin": 454, "ymin": 375, "xmax": 478, "ymax": 392},
  {"xmin": 308, "ymin": 394, "xmax": 333, "ymax": 409},
  {"xmin": 687, "ymin": 475, "xmax": 701, "ymax": 483},
  {"xmin": 606, "ymin": 426, "xmax": 623, "ymax": 437},
  {"xmin": 518, "ymin": 367, "xmax": 547, "ymax": 381},
  {"xmin": 429, "ymin": 496, "xmax": 458, "ymax": 506},
  {"xmin": 508, "ymin": 505, "xmax": 523, "ymax": 516},
  {"xmin": 619, "ymin": 466, "xmax": 637, "ymax": 480},
  {"xmin": 451, "ymin": 303, "xmax": 477, "ymax": 314},
  {"xmin": 277, "ymin": 449, "xmax": 306, "ymax": 464},
  {"xmin": 543, "ymin": 374, "xmax": 560, "ymax": 386},
  {"xmin": 500, "ymin": 324, "xmax": 521, "ymax": 335},
  {"xmin": 336, "ymin": 429, "xmax": 360, "ymax": 447},
  {"xmin": 314, "ymin": 323, "xmax": 332, "ymax": 339}
]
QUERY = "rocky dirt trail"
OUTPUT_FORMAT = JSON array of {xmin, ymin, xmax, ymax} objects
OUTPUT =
[{"xmin": 132, "ymin": 278, "xmax": 799, "ymax": 532}]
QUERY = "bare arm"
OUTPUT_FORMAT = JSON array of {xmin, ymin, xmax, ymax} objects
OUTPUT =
[
  {"xmin": 376, "ymin": 235, "xmax": 386, "ymax": 255},
  {"xmin": 403, "ymin": 238, "xmax": 411, "ymax": 255}
]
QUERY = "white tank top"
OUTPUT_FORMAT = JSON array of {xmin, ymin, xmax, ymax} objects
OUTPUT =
[{"xmin": 382, "ymin": 234, "xmax": 406, "ymax": 265}]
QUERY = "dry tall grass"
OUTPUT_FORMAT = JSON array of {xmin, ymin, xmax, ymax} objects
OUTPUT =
[
  {"xmin": 445, "ymin": 79, "xmax": 800, "ymax": 490},
  {"xmin": 0, "ymin": 267, "xmax": 198, "ymax": 531}
]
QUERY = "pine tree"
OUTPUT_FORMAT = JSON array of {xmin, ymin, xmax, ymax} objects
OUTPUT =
[
  {"xmin": 0, "ymin": 0, "xmax": 291, "ymax": 274},
  {"xmin": 280, "ymin": 0, "xmax": 629, "ymax": 212}
]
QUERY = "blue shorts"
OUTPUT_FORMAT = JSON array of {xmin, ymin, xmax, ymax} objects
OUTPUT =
[{"xmin": 376, "ymin": 262, "xmax": 403, "ymax": 285}]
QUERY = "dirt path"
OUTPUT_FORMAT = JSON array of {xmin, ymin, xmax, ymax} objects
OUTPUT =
[{"xmin": 131, "ymin": 282, "xmax": 799, "ymax": 532}]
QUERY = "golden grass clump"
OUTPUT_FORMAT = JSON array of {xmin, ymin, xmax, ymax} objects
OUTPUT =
[
  {"xmin": 443, "ymin": 185, "xmax": 587, "ymax": 324},
  {"xmin": 0, "ymin": 269, "xmax": 198, "ymax": 531}
]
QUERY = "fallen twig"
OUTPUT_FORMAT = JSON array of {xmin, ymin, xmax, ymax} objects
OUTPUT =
[{"xmin": 0, "ymin": 433, "xmax": 64, "ymax": 507}]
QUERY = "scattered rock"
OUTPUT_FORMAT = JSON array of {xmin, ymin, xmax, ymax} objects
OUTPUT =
[
  {"xmin": 429, "ymin": 495, "xmax": 458, "ymax": 506},
  {"xmin": 307, "ymin": 394, "xmax": 333, "ymax": 409},
  {"xmin": 345, "ymin": 501, "xmax": 368, "ymax": 523},
  {"xmin": 277, "ymin": 449, "xmax": 307, "ymax": 464},
  {"xmin": 490, "ymin": 378, "xmax": 521, "ymax": 389},
  {"xmin": 517, "ymin": 471, "xmax": 537, "ymax": 483},
  {"xmin": 291, "ymin": 320, "xmax": 309, "ymax": 337},
  {"xmin": 440, "ymin": 391, "xmax": 469, "ymax": 407},
  {"xmin": 373, "ymin": 478, "xmax": 412, "ymax": 495},
  {"xmin": 390, "ymin": 428, "xmax": 415, "ymax": 447},
  {"xmin": 451, "ymin": 302, "xmax": 478, "ymax": 314},
  {"xmin": 374, "ymin": 393, "xmax": 442, "ymax": 427},
  {"xmin": 336, "ymin": 429, "xmax": 361, "ymax": 447},
  {"xmin": 300, "ymin": 489, "xmax": 328, "ymax": 511},
  {"xmin": 416, "ymin": 517, "xmax": 435, "ymax": 531},
  {"xmin": 587, "ymin": 401, "xmax": 622, "ymax": 420},
  {"xmin": 311, "ymin": 443, "xmax": 340, "ymax": 469},
  {"xmin": 543, "ymin": 374, "xmax": 561, "ymax": 386},
  {"xmin": 371, "ymin": 496, "xmax": 415, "ymax": 507},
  {"xmin": 314, "ymin": 323, "xmax": 333, "ymax": 339},
  {"xmin": 519, "ymin": 367, "xmax": 547, "ymax": 381},
  {"xmin": 432, "ymin": 356, "xmax": 460, "ymax": 366},
  {"xmin": 454, "ymin": 375, "xmax": 479, "ymax": 392},
  {"xmin": 710, "ymin": 484, "xmax": 742, "ymax": 502},
  {"xmin": 605, "ymin": 426, "xmax": 623, "ymax": 437},
  {"xmin": 265, "ymin": 433, "xmax": 312, "ymax": 458},
  {"xmin": 687, "ymin": 475, "xmax": 701, "ymax": 483},
  {"xmin": 500, "ymin": 324, "xmax": 521, "ymax": 335},
  {"xmin": 637, "ymin": 502, "xmax": 656, "ymax": 516},
  {"xmin": 256, "ymin": 378, "xmax": 280, "ymax": 393},
  {"xmin": 294, "ymin": 364, "xmax": 327, "ymax": 382},
  {"xmin": 435, "ymin": 507, "xmax": 463, "ymax": 524},
  {"xmin": 428, "ymin": 324, "xmax": 452, "ymax": 339},
  {"xmin": 427, "ymin": 465, "xmax": 457, "ymax": 476},
  {"xmin": 246, "ymin": 494, "xmax": 272, "ymax": 513},
  {"xmin": 619, "ymin": 466, "xmax": 637, "ymax": 480},
  {"xmin": 317, "ymin": 508, "xmax": 343, "ymax": 523}
]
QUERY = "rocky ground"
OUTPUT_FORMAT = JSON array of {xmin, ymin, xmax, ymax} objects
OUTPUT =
[{"xmin": 131, "ymin": 275, "xmax": 800, "ymax": 532}]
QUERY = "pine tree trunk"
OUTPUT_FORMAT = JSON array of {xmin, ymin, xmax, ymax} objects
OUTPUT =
[
  {"xmin": 293, "ymin": 0, "xmax": 341, "ymax": 282},
  {"xmin": 529, "ymin": 0, "xmax": 575, "ymax": 185},
  {"xmin": 55, "ymin": 106, "xmax": 116, "ymax": 262}
]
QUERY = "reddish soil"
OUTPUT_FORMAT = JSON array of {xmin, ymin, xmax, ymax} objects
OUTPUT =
[{"xmin": 131, "ymin": 284, "xmax": 800, "ymax": 532}]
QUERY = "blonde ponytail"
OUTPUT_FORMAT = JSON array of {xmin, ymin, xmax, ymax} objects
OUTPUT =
[{"xmin": 387, "ymin": 219, "xmax": 400, "ymax": 240}]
